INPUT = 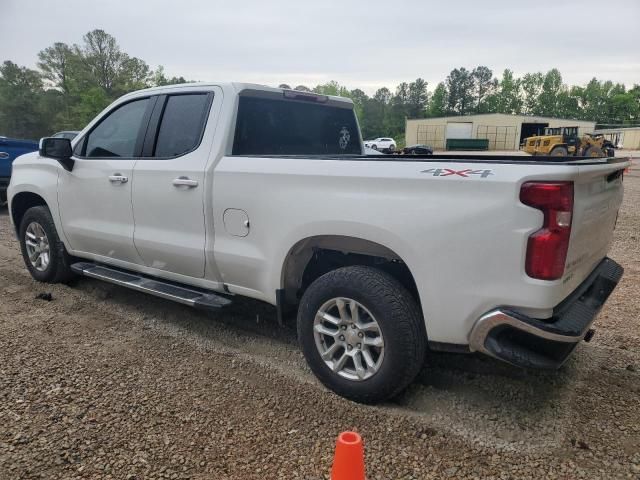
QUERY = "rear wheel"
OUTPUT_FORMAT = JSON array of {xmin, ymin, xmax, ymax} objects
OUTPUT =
[
  {"xmin": 297, "ymin": 266, "xmax": 426, "ymax": 404},
  {"xmin": 583, "ymin": 146, "xmax": 604, "ymax": 157},
  {"xmin": 550, "ymin": 146, "xmax": 568, "ymax": 157},
  {"xmin": 19, "ymin": 206, "xmax": 75, "ymax": 283},
  {"xmin": 388, "ymin": 144, "xmax": 395, "ymax": 152}
]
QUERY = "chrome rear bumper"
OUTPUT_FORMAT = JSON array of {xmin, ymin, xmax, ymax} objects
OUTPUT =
[{"xmin": 468, "ymin": 257, "xmax": 623, "ymax": 369}]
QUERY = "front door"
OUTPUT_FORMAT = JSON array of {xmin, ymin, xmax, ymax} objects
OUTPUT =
[
  {"xmin": 58, "ymin": 96, "xmax": 153, "ymax": 264},
  {"xmin": 132, "ymin": 90, "xmax": 217, "ymax": 278}
]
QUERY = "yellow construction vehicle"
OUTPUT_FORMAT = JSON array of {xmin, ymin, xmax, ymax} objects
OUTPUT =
[{"xmin": 522, "ymin": 126, "xmax": 615, "ymax": 157}]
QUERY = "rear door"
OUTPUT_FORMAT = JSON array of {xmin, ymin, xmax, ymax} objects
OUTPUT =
[
  {"xmin": 131, "ymin": 89, "xmax": 218, "ymax": 278},
  {"xmin": 58, "ymin": 96, "xmax": 154, "ymax": 263}
]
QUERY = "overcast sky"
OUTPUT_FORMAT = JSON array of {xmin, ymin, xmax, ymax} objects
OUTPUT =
[{"xmin": 2, "ymin": 0, "xmax": 639, "ymax": 94}]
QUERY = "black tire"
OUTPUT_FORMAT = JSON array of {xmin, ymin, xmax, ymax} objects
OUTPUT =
[
  {"xmin": 388, "ymin": 144, "xmax": 395, "ymax": 152},
  {"xmin": 371, "ymin": 144, "xmax": 378, "ymax": 150},
  {"xmin": 297, "ymin": 266, "xmax": 426, "ymax": 404},
  {"xmin": 583, "ymin": 146, "xmax": 604, "ymax": 157},
  {"xmin": 550, "ymin": 146, "xmax": 568, "ymax": 157},
  {"xmin": 19, "ymin": 206, "xmax": 75, "ymax": 283}
]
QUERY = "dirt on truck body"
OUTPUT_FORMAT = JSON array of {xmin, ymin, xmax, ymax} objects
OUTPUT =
[{"xmin": 0, "ymin": 165, "xmax": 639, "ymax": 479}]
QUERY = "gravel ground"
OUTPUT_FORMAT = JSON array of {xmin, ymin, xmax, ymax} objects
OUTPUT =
[{"xmin": 1, "ymin": 162, "xmax": 639, "ymax": 479}]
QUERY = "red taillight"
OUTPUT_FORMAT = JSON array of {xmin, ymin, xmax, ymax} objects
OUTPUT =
[{"xmin": 520, "ymin": 182, "xmax": 574, "ymax": 280}]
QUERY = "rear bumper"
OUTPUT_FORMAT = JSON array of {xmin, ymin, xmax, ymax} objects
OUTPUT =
[{"xmin": 469, "ymin": 257, "xmax": 623, "ymax": 369}]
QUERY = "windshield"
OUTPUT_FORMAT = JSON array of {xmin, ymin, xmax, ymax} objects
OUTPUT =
[{"xmin": 232, "ymin": 96, "xmax": 361, "ymax": 155}]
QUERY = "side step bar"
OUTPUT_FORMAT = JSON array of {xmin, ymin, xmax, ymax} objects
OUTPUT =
[{"xmin": 71, "ymin": 262, "xmax": 232, "ymax": 310}]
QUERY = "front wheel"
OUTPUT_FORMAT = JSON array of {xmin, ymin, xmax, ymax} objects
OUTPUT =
[
  {"xmin": 370, "ymin": 144, "xmax": 378, "ymax": 150},
  {"xmin": 19, "ymin": 206, "xmax": 75, "ymax": 283},
  {"xmin": 297, "ymin": 266, "xmax": 426, "ymax": 404},
  {"xmin": 550, "ymin": 146, "xmax": 568, "ymax": 157}
]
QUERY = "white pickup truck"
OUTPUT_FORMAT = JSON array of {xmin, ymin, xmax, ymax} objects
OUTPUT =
[{"xmin": 8, "ymin": 83, "xmax": 628, "ymax": 403}]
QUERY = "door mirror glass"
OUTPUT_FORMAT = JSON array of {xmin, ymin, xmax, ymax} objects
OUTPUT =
[{"xmin": 39, "ymin": 137, "xmax": 74, "ymax": 171}]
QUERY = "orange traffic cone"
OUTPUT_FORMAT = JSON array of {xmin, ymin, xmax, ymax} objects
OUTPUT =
[{"xmin": 331, "ymin": 431, "xmax": 366, "ymax": 480}]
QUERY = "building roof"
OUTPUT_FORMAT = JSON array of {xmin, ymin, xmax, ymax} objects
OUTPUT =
[
  {"xmin": 594, "ymin": 126, "xmax": 640, "ymax": 133},
  {"xmin": 406, "ymin": 112, "xmax": 596, "ymax": 123}
]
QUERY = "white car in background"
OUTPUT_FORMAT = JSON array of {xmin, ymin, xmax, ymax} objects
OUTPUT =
[{"xmin": 364, "ymin": 137, "xmax": 396, "ymax": 152}]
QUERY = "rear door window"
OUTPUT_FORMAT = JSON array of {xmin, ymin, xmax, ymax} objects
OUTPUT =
[
  {"xmin": 233, "ymin": 96, "xmax": 360, "ymax": 155},
  {"xmin": 153, "ymin": 93, "xmax": 211, "ymax": 157}
]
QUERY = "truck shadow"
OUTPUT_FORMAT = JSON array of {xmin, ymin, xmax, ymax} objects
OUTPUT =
[
  {"xmin": 55, "ymin": 272, "xmax": 596, "ymax": 450},
  {"xmin": 76, "ymin": 275, "xmax": 573, "ymax": 389},
  {"xmin": 72, "ymin": 277, "xmax": 576, "ymax": 450}
]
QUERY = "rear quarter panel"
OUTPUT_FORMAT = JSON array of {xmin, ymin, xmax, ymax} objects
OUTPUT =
[{"xmin": 212, "ymin": 156, "xmax": 609, "ymax": 345}]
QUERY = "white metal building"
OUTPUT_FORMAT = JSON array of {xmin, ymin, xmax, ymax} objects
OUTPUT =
[
  {"xmin": 593, "ymin": 127, "xmax": 640, "ymax": 150},
  {"xmin": 405, "ymin": 113, "xmax": 597, "ymax": 151}
]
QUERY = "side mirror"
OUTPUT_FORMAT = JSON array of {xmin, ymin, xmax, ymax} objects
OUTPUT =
[{"xmin": 39, "ymin": 137, "xmax": 74, "ymax": 171}]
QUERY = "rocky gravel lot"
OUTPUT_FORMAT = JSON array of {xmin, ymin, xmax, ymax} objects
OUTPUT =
[{"xmin": 1, "ymin": 161, "xmax": 639, "ymax": 479}]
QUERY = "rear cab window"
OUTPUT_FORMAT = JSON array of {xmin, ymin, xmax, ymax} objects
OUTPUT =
[{"xmin": 232, "ymin": 95, "xmax": 361, "ymax": 155}]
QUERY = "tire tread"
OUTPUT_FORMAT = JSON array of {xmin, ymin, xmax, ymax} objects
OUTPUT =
[{"xmin": 297, "ymin": 265, "xmax": 426, "ymax": 403}]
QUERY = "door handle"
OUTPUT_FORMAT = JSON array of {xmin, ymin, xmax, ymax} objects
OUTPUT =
[
  {"xmin": 172, "ymin": 177, "xmax": 199, "ymax": 188},
  {"xmin": 108, "ymin": 174, "xmax": 128, "ymax": 184}
]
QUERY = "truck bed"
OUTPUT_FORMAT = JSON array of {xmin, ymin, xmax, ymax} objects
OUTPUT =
[{"xmin": 238, "ymin": 153, "xmax": 630, "ymax": 166}]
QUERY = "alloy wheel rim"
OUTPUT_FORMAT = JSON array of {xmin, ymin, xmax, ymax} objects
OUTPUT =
[
  {"xmin": 313, "ymin": 297, "xmax": 385, "ymax": 381},
  {"xmin": 25, "ymin": 222, "xmax": 50, "ymax": 272}
]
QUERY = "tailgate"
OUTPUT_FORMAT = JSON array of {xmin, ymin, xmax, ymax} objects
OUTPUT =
[{"xmin": 562, "ymin": 161, "xmax": 626, "ymax": 291}]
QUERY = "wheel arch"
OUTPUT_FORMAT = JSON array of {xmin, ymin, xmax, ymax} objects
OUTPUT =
[
  {"xmin": 279, "ymin": 235, "xmax": 422, "ymax": 313},
  {"xmin": 10, "ymin": 191, "xmax": 49, "ymax": 235}
]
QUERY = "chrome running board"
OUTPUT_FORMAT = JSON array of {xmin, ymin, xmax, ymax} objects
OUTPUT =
[{"xmin": 71, "ymin": 262, "xmax": 232, "ymax": 310}]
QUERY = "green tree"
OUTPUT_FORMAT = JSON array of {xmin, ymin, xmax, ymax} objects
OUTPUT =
[
  {"xmin": 37, "ymin": 42, "xmax": 75, "ymax": 94},
  {"xmin": 446, "ymin": 67, "xmax": 474, "ymax": 115},
  {"xmin": 407, "ymin": 78, "xmax": 429, "ymax": 118},
  {"xmin": 313, "ymin": 80, "xmax": 349, "ymax": 97},
  {"xmin": 151, "ymin": 65, "xmax": 188, "ymax": 86},
  {"xmin": 472, "ymin": 66, "xmax": 496, "ymax": 113},
  {"xmin": 37, "ymin": 42, "xmax": 80, "ymax": 131},
  {"xmin": 78, "ymin": 29, "xmax": 151, "ymax": 96},
  {"xmin": 119, "ymin": 57, "xmax": 151, "ymax": 91},
  {"xmin": 427, "ymin": 82, "xmax": 448, "ymax": 117},
  {"xmin": 373, "ymin": 87, "xmax": 391, "ymax": 104},
  {"xmin": 349, "ymin": 88, "xmax": 368, "ymax": 124},
  {"xmin": 494, "ymin": 69, "xmax": 522, "ymax": 114},
  {"xmin": 521, "ymin": 72, "xmax": 544, "ymax": 115},
  {"xmin": 0, "ymin": 61, "xmax": 47, "ymax": 138},
  {"xmin": 78, "ymin": 29, "xmax": 123, "ymax": 95},
  {"xmin": 70, "ymin": 86, "xmax": 111, "ymax": 127},
  {"xmin": 385, "ymin": 84, "xmax": 409, "ymax": 138},
  {"xmin": 360, "ymin": 91, "xmax": 389, "ymax": 139},
  {"xmin": 538, "ymin": 68, "xmax": 564, "ymax": 116}
]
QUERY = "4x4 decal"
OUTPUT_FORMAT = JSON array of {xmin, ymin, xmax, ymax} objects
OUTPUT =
[{"xmin": 421, "ymin": 168, "xmax": 494, "ymax": 178}]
